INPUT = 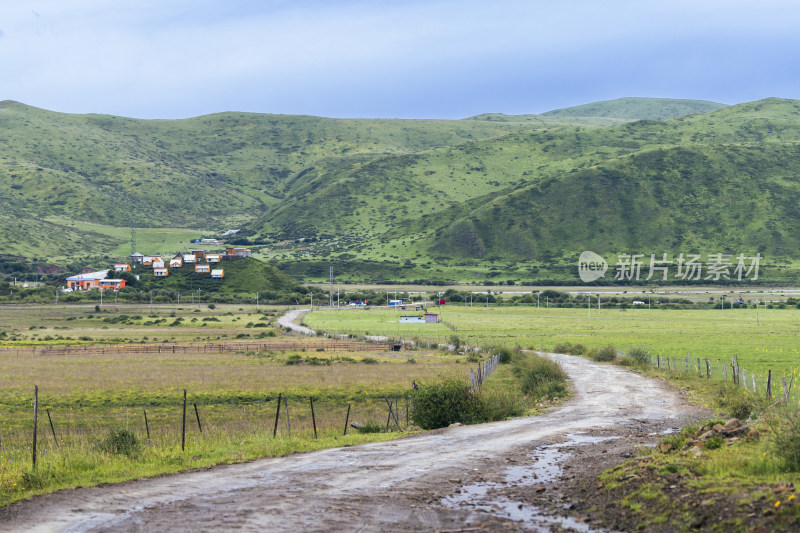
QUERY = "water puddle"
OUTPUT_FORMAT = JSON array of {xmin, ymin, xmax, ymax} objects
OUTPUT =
[{"xmin": 442, "ymin": 433, "xmax": 616, "ymax": 532}]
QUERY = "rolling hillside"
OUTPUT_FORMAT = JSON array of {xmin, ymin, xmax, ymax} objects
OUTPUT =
[{"xmin": 3, "ymin": 97, "xmax": 800, "ymax": 284}]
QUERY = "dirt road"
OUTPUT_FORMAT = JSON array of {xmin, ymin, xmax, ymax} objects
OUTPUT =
[
  {"xmin": 0, "ymin": 354, "xmax": 700, "ymax": 532},
  {"xmin": 276, "ymin": 308, "xmax": 315, "ymax": 335}
]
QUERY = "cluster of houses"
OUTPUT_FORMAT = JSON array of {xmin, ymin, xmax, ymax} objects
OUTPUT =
[{"xmin": 65, "ymin": 247, "xmax": 252, "ymax": 291}]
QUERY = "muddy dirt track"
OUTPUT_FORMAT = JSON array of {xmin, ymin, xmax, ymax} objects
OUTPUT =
[{"xmin": 0, "ymin": 354, "xmax": 702, "ymax": 532}]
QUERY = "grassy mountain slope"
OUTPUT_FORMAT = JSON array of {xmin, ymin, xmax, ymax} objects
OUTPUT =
[
  {"xmin": 5, "ymin": 97, "xmax": 800, "ymax": 283},
  {"xmin": 0, "ymin": 100, "xmax": 539, "ymax": 228},
  {"xmin": 540, "ymin": 97, "xmax": 727, "ymax": 120}
]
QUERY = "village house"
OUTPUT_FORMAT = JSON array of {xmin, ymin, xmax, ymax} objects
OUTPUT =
[
  {"xmin": 226, "ymin": 247, "xmax": 252, "ymax": 258},
  {"xmin": 66, "ymin": 270, "xmax": 111, "ymax": 290},
  {"xmin": 183, "ymin": 254, "xmax": 197, "ymax": 264},
  {"xmin": 98, "ymin": 278, "xmax": 127, "ymax": 291},
  {"xmin": 114, "ymin": 263, "xmax": 131, "ymax": 272},
  {"xmin": 130, "ymin": 252, "xmax": 144, "ymax": 264},
  {"xmin": 206, "ymin": 253, "xmax": 222, "ymax": 263},
  {"xmin": 154, "ymin": 268, "xmax": 169, "ymax": 277},
  {"xmin": 211, "ymin": 269, "xmax": 224, "ymax": 279},
  {"xmin": 191, "ymin": 249, "xmax": 206, "ymax": 260},
  {"xmin": 170, "ymin": 255, "xmax": 183, "ymax": 268},
  {"xmin": 195, "ymin": 264, "xmax": 211, "ymax": 273},
  {"xmin": 152, "ymin": 259, "xmax": 165, "ymax": 269}
]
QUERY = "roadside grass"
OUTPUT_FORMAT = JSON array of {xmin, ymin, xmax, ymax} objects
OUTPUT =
[
  {"xmin": 0, "ymin": 426, "xmax": 404, "ymax": 507},
  {"xmin": 410, "ymin": 348, "xmax": 569, "ymax": 429},
  {"xmin": 592, "ymin": 362, "xmax": 800, "ymax": 530}
]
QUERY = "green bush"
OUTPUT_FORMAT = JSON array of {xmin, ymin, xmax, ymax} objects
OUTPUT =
[
  {"xmin": 553, "ymin": 342, "xmax": 586, "ymax": 355},
  {"xmin": 354, "ymin": 420, "xmax": 384, "ymax": 434},
  {"xmin": 588, "ymin": 345, "xmax": 616, "ymax": 362},
  {"xmin": 627, "ymin": 346, "xmax": 650, "ymax": 365},
  {"xmin": 411, "ymin": 375, "xmax": 487, "ymax": 429},
  {"xmin": 513, "ymin": 353, "xmax": 568, "ymax": 399},
  {"xmin": 770, "ymin": 407, "xmax": 800, "ymax": 471},
  {"xmin": 285, "ymin": 354, "xmax": 302, "ymax": 365},
  {"xmin": 101, "ymin": 428, "xmax": 140, "ymax": 457}
]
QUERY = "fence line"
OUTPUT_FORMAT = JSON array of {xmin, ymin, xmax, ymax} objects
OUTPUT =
[{"xmin": 0, "ymin": 340, "xmax": 390, "ymax": 357}]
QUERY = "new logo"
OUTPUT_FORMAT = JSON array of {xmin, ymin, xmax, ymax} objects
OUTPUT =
[{"xmin": 578, "ymin": 251, "xmax": 608, "ymax": 282}]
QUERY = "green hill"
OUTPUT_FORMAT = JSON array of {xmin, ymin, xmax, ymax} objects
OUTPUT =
[
  {"xmin": 540, "ymin": 97, "xmax": 728, "ymax": 120},
  {"xmin": 4, "ymin": 97, "xmax": 800, "ymax": 284}
]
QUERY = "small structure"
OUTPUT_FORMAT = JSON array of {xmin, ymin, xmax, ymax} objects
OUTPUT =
[
  {"xmin": 191, "ymin": 249, "xmax": 206, "ymax": 260},
  {"xmin": 152, "ymin": 259, "xmax": 165, "ymax": 269},
  {"xmin": 183, "ymin": 254, "xmax": 197, "ymax": 264},
  {"xmin": 389, "ymin": 299, "xmax": 403, "ymax": 306},
  {"xmin": 170, "ymin": 257, "xmax": 183, "ymax": 268},
  {"xmin": 211, "ymin": 269, "xmax": 224, "ymax": 279},
  {"xmin": 114, "ymin": 263, "xmax": 131, "ymax": 272},
  {"xmin": 142, "ymin": 256, "xmax": 154, "ymax": 266},
  {"xmin": 195, "ymin": 264, "xmax": 211, "ymax": 273},
  {"xmin": 226, "ymin": 247, "xmax": 252, "ymax": 257},
  {"xmin": 130, "ymin": 253, "xmax": 144, "ymax": 264},
  {"xmin": 154, "ymin": 268, "xmax": 169, "ymax": 277},
  {"xmin": 400, "ymin": 316, "xmax": 425, "ymax": 323},
  {"xmin": 206, "ymin": 253, "xmax": 222, "ymax": 263},
  {"xmin": 425, "ymin": 313, "xmax": 439, "ymax": 323},
  {"xmin": 65, "ymin": 270, "xmax": 110, "ymax": 290},
  {"xmin": 98, "ymin": 279, "xmax": 127, "ymax": 291}
]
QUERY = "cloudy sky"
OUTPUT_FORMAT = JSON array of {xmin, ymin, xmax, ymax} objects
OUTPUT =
[{"xmin": 0, "ymin": 0, "xmax": 798, "ymax": 119}]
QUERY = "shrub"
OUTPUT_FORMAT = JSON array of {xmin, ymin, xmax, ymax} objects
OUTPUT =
[
  {"xmin": 513, "ymin": 353, "xmax": 568, "ymax": 399},
  {"xmin": 101, "ymin": 428, "xmax": 140, "ymax": 457},
  {"xmin": 770, "ymin": 407, "xmax": 800, "ymax": 471},
  {"xmin": 285, "ymin": 354, "xmax": 303, "ymax": 365},
  {"xmin": 588, "ymin": 345, "xmax": 616, "ymax": 362},
  {"xmin": 553, "ymin": 342, "xmax": 586, "ymax": 355},
  {"xmin": 207, "ymin": 303, "xmax": 216, "ymax": 309},
  {"xmin": 627, "ymin": 346, "xmax": 650, "ymax": 365},
  {"xmin": 354, "ymin": 420, "xmax": 384, "ymax": 434},
  {"xmin": 361, "ymin": 357, "xmax": 379, "ymax": 364},
  {"xmin": 411, "ymin": 375, "xmax": 487, "ymax": 429}
]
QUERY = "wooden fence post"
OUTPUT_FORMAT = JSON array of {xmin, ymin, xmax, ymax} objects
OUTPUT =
[
  {"xmin": 310, "ymin": 397, "xmax": 318, "ymax": 438},
  {"xmin": 752, "ymin": 374, "xmax": 757, "ymax": 394},
  {"xmin": 766, "ymin": 370, "xmax": 772, "ymax": 400},
  {"xmin": 181, "ymin": 389, "xmax": 187, "ymax": 452},
  {"xmin": 47, "ymin": 409, "xmax": 58, "ymax": 446},
  {"xmin": 706, "ymin": 359, "xmax": 710, "ymax": 379},
  {"xmin": 32, "ymin": 385, "xmax": 38, "ymax": 469},
  {"xmin": 783, "ymin": 377, "xmax": 790, "ymax": 403},
  {"xmin": 273, "ymin": 392, "xmax": 282, "ymax": 438},
  {"xmin": 193, "ymin": 403, "xmax": 202, "ymax": 433},
  {"xmin": 144, "ymin": 408, "xmax": 151, "ymax": 441},
  {"xmin": 284, "ymin": 396, "xmax": 291, "ymax": 435},
  {"xmin": 344, "ymin": 403, "xmax": 351, "ymax": 436}
]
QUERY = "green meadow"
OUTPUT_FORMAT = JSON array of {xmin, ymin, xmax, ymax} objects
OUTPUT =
[{"xmin": 306, "ymin": 305, "xmax": 800, "ymax": 387}]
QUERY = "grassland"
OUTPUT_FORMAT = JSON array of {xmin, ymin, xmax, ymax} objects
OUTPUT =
[
  {"xmin": 0, "ymin": 303, "xmax": 478, "ymax": 506},
  {"xmin": 306, "ymin": 305, "xmax": 800, "ymax": 397}
]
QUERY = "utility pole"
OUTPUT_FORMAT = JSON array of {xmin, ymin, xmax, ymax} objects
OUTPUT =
[{"xmin": 329, "ymin": 266, "xmax": 333, "ymax": 308}]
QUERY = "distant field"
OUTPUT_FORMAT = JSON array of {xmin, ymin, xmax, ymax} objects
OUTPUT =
[
  {"xmin": 306, "ymin": 306, "xmax": 800, "ymax": 393},
  {"xmin": 45, "ymin": 217, "xmax": 205, "ymax": 258}
]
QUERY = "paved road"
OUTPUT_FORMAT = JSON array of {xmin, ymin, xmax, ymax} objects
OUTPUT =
[
  {"xmin": 0, "ymin": 353, "xmax": 699, "ymax": 532},
  {"xmin": 276, "ymin": 308, "xmax": 315, "ymax": 335}
]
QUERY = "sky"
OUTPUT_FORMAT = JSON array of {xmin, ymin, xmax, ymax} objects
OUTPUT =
[{"xmin": 1, "ymin": 0, "xmax": 799, "ymax": 119}]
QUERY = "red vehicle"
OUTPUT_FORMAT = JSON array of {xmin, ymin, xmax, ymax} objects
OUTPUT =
[{"xmin": 439, "ymin": 298, "xmax": 446, "ymax": 305}]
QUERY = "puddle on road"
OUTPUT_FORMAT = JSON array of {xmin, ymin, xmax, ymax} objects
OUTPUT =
[{"xmin": 442, "ymin": 433, "xmax": 616, "ymax": 532}]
